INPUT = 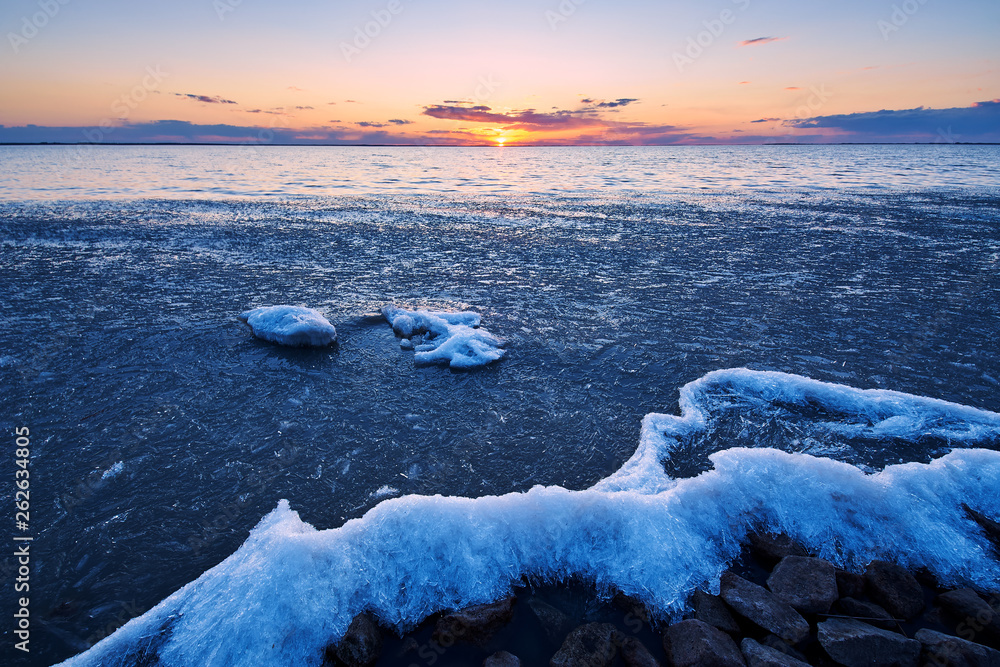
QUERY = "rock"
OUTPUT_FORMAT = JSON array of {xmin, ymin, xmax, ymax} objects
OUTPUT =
[
  {"xmin": 760, "ymin": 635, "xmax": 810, "ymax": 664},
  {"xmin": 817, "ymin": 617, "xmax": 921, "ymax": 667},
  {"xmin": 835, "ymin": 597, "xmax": 897, "ymax": 630},
  {"xmin": 620, "ymin": 636, "xmax": 662, "ymax": 667},
  {"xmin": 915, "ymin": 628, "xmax": 1000, "ymax": 667},
  {"xmin": 527, "ymin": 598, "xmax": 576, "ymax": 645},
  {"xmin": 484, "ymin": 651, "xmax": 522, "ymax": 667},
  {"xmin": 550, "ymin": 623, "xmax": 618, "ymax": 667},
  {"xmin": 740, "ymin": 637, "xmax": 811, "ymax": 667},
  {"xmin": 719, "ymin": 572, "xmax": 811, "ymax": 644},
  {"xmin": 767, "ymin": 556, "xmax": 839, "ymax": 614},
  {"xmin": 692, "ymin": 589, "xmax": 742, "ymax": 635},
  {"xmin": 747, "ymin": 532, "xmax": 809, "ymax": 566},
  {"xmin": 936, "ymin": 589, "xmax": 1000, "ymax": 647},
  {"xmin": 836, "ymin": 569, "xmax": 867, "ymax": 600},
  {"xmin": 613, "ymin": 591, "xmax": 652, "ymax": 624},
  {"xmin": 663, "ymin": 619, "xmax": 746, "ymax": 667},
  {"xmin": 864, "ymin": 560, "xmax": 925, "ymax": 620},
  {"xmin": 433, "ymin": 597, "xmax": 515, "ymax": 647},
  {"xmin": 328, "ymin": 613, "xmax": 382, "ymax": 667}
]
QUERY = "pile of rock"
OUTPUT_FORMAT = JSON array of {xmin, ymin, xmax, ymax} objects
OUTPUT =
[{"xmin": 324, "ymin": 532, "xmax": 1000, "ymax": 667}]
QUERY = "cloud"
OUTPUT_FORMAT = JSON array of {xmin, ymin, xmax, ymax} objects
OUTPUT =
[
  {"xmin": 421, "ymin": 99, "xmax": 702, "ymax": 144},
  {"xmin": 785, "ymin": 99, "xmax": 1000, "ymax": 142},
  {"xmin": 751, "ymin": 118, "xmax": 780, "ymax": 123},
  {"xmin": 593, "ymin": 98, "xmax": 638, "ymax": 108},
  {"xmin": 738, "ymin": 36, "xmax": 787, "ymax": 47},
  {"xmin": 294, "ymin": 106, "xmax": 314, "ymax": 110},
  {"xmin": 784, "ymin": 87, "xmax": 801, "ymax": 91},
  {"xmin": 356, "ymin": 121, "xmax": 387, "ymax": 128},
  {"xmin": 173, "ymin": 93, "xmax": 238, "ymax": 105},
  {"xmin": 388, "ymin": 119, "xmax": 412, "ymax": 125},
  {"xmin": 246, "ymin": 109, "xmax": 286, "ymax": 115}
]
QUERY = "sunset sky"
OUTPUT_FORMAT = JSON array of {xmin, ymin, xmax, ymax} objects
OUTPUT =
[{"xmin": 1, "ymin": 0, "xmax": 997, "ymax": 145}]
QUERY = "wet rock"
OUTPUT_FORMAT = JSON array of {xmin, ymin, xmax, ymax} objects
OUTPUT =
[
  {"xmin": 836, "ymin": 569, "xmax": 866, "ymax": 600},
  {"xmin": 692, "ymin": 589, "xmax": 742, "ymax": 635},
  {"xmin": 915, "ymin": 628, "xmax": 1000, "ymax": 667},
  {"xmin": 484, "ymin": 650, "xmax": 522, "ymax": 667},
  {"xmin": 760, "ymin": 635, "xmax": 810, "ymax": 664},
  {"xmin": 550, "ymin": 623, "xmax": 618, "ymax": 667},
  {"xmin": 527, "ymin": 598, "xmax": 576, "ymax": 645},
  {"xmin": 747, "ymin": 532, "xmax": 809, "ymax": 566},
  {"xmin": 767, "ymin": 556, "xmax": 839, "ymax": 614},
  {"xmin": 817, "ymin": 617, "xmax": 920, "ymax": 667},
  {"xmin": 663, "ymin": 619, "xmax": 746, "ymax": 667},
  {"xmin": 740, "ymin": 637, "xmax": 811, "ymax": 667},
  {"xmin": 719, "ymin": 572, "xmax": 810, "ymax": 644},
  {"xmin": 619, "ymin": 636, "xmax": 661, "ymax": 667},
  {"xmin": 834, "ymin": 597, "xmax": 897, "ymax": 630},
  {"xmin": 936, "ymin": 588, "xmax": 1000, "ymax": 647},
  {"xmin": 864, "ymin": 560, "xmax": 925, "ymax": 620},
  {"xmin": 327, "ymin": 613, "xmax": 382, "ymax": 667},
  {"xmin": 613, "ymin": 591, "xmax": 652, "ymax": 625},
  {"xmin": 433, "ymin": 597, "xmax": 515, "ymax": 647}
]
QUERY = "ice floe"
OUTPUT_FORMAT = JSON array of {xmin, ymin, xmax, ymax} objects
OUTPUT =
[{"xmin": 238, "ymin": 306, "xmax": 337, "ymax": 348}]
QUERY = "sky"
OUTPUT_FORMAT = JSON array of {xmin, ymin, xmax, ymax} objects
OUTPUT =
[{"xmin": 1, "ymin": 0, "xmax": 997, "ymax": 145}]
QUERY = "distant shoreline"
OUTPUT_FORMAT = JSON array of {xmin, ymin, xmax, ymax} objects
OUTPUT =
[{"xmin": 2, "ymin": 142, "xmax": 998, "ymax": 147}]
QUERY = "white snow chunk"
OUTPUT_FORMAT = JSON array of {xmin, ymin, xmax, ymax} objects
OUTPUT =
[
  {"xmin": 381, "ymin": 305, "xmax": 503, "ymax": 369},
  {"xmin": 238, "ymin": 306, "xmax": 337, "ymax": 348}
]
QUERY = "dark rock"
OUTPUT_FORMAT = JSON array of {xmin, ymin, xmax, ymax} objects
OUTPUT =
[
  {"xmin": 767, "ymin": 556, "xmax": 839, "ymax": 614},
  {"xmin": 692, "ymin": 589, "xmax": 742, "ymax": 635},
  {"xmin": 619, "ymin": 636, "xmax": 662, "ymax": 667},
  {"xmin": 662, "ymin": 619, "xmax": 746, "ymax": 667},
  {"xmin": 719, "ymin": 572, "xmax": 810, "ymax": 644},
  {"xmin": 328, "ymin": 613, "xmax": 382, "ymax": 667},
  {"xmin": 527, "ymin": 598, "xmax": 576, "ymax": 645},
  {"xmin": 916, "ymin": 628, "xmax": 1000, "ymax": 667},
  {"xmin": 817, "ymin": 617, "xmax": 921, "ymax": 667},
  {"xmin": 613, "ymin": 591, "xmax": 652, "ymax": 625},
  {"xmin": 747, "ymin": 532, "xmax": 809, "ymax": 566},
  {"xmin": 760, "ymin": 635, "xmax": 810, "ymax": 663},
  {"xmin": 836, "ymin": 569, "xmax": 867, "ymax": 600},
  {"xmin": 484, "ymin": 651, "xmax": 522, "ymax": 667},
  {"xmin": 433, "ymin": 597, "xmax": 515, "ymax": 647},
  {"xmin": 864, "ymin": 560, "xmax": 925, "ymax": 620},
  {"xmin": 936, "ymin": 588, "xmax": 1000, "ymax": 647},
  {"xmin": 964, "ymin": 504, "xmax": 1000, "ymax": 553},
  {"xmin": 835, "ymin": 597, "xmax": 898, "ymax": 630},
  {"xmin": 740, "ymin": 637, "xmax": 811, "ymax": 667},
  {"xmin": 550, "ymin": 623, "xmax": 618, "ymax": 667}
]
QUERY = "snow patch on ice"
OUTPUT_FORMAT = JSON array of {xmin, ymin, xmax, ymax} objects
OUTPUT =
[
  {"xmin": 596, "ymin": 368, "xmax": 1000, "ymax": 494},
  {"xmin": 238, "ymin": 306, "xmax": 337, "ymax": 348},
  {"xmin": 59, "ymin": 370, "xmax": 1000, "ymax": 667},
  {"xmin": 102, "ymin": 461, "xmax": 124, "ymax": 481},
  {"xmin": 370, "ymin": 485, "xmax": 400, "ymax": 499},
  {"xmin": 381, "ymin": 305, "xmax": 504, "ymax": 369}
]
